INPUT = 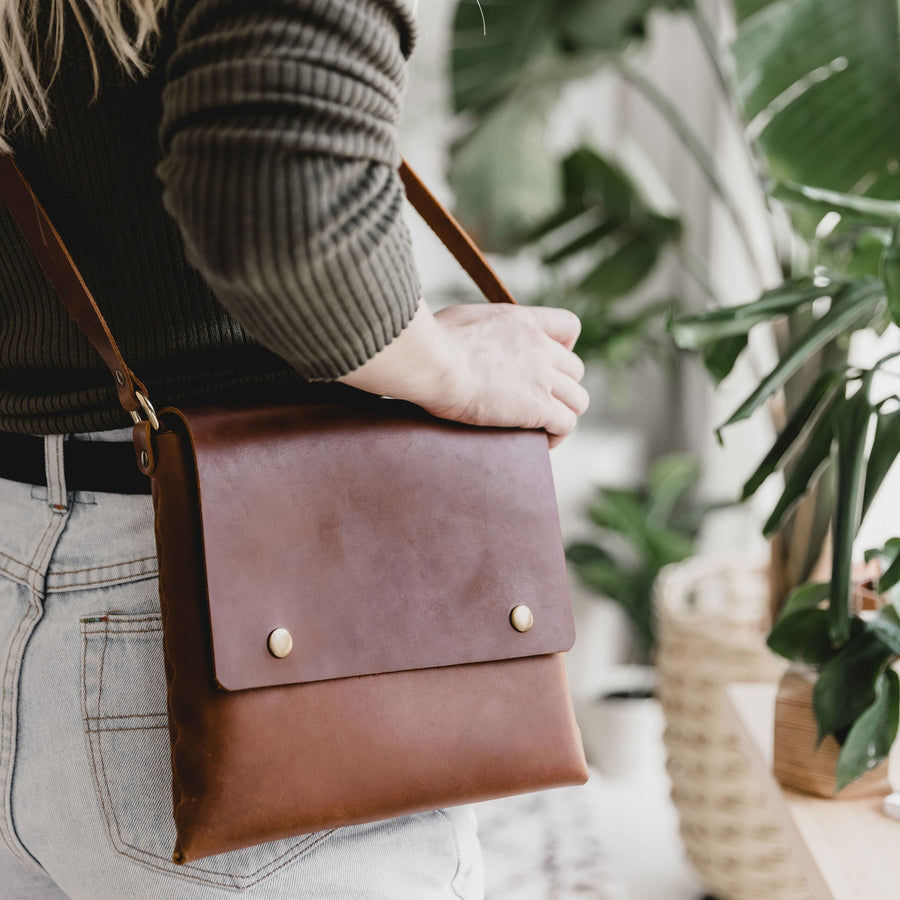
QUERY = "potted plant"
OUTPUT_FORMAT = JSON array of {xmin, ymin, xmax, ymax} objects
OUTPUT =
[
  {"xmin": 667, "ymin": 0, "xmax": 900, "ymax": 793},
  {"xmin": 565, "ymin": 454, "xmax": 704, "ymax": 776}
]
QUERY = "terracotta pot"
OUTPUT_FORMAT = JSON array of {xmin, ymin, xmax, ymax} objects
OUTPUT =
[{"xmin": 773, "ymin": 666, "xmax": 891, "ymax": 798}]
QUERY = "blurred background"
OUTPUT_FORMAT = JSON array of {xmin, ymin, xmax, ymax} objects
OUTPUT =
[{"xmin": 397, "ymin": 0, "xmax": 900, "ymax": 897}]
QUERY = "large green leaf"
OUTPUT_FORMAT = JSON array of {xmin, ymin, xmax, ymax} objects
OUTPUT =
[
  {"xmin": 532, "ymin": 149, "xmax": 681, "ymax": 319},
  {"xmin": 647, "ymin": 454, "xmax": 700, "ymax": 523},
  {"xmin": 535, "ymin": 148, "xmax": 638, "ymax": 237},
  {"xmin": 762, "ymin": 403, "xmax": 835, "ymax": 537},
  {"xmin": 867, "ymin": 605, "xmax": 900, "ymax": 654},
  {"xmin": 734, "ymin": 0, "xmax": 776, "ymax": 21},
  {"xmin": 876, "ymin": 549, "xmax": 900, "ymax": 595},
  {"xmin": 862, "ymin": 407, "xmax": 900, "ymax": 517},
  {"xmin": 776, "ymin": 581, "xmax": 831, "ymax": 621},
  {"xmin": 576, "ymin": 232, "xmax": 665, "ymax": 303},
  {"xmin": 448, "ymin": 90, "xmax": 562, "ymax": 250},
  {"xmin": 813, "ymin": 630, "xmax": 895, "ymax": 739},
  {"xmin": 701, "ymin": 335, "xmax": 748, "ymax": 385},
  {"xmin": 767, "ymin": 607, "xmax": 861, "ymax": 664},
  {"xmin": 450, "ymin": 0, "xmax": 560, "ymax": 114},
  {"xmin": 843, "ymin": 230, "xmax": 893, "ymax": 282},
  {"xmin": 881, "ymin": 220, "xmax": 900, "ymax": 325},
  {"xmin": 573, "ymin": 300, "xmax": 675, "ymax": 366},
  {"xmin": 588, "ymin": 488, "xmax": 651, "ymax": 541},
  {"xmin": 558, "ymin": 0, "xmax": 688, "ymax": 53},
  {"xmin": 565, "ymin": 541, "xmax": 616, "ymax": 568},
  {"xmin": 720, "ymin": 279, "xmax": 883, "ymax": 430},
  {"xmin": 741, "ymin": 369, "xmax": 844, "ymax": 500},
  {"xmin": 642, "ymin": 527, "xmax": 695, "ymax": 568},
  {"xmin": 836, "ymin": 668, "xmax": 899, "ymax": 791},
  {"xmin": 773, "ymin": 182, "xmax": 900, "ymax": 228},
  {"xmin": 540, "ymin": 215, "xmax": 625, "ymax": 266},
  {"xmin": 829, "ymin": 387, "xmax": 874, "ymax": 643},
  {"xmin": 668, "ymin": 278, "xmax": 833, "ymax": 351},
  {"xmin": 733, "ymin": 0, "xmax": 900, "ymax": 207},
  {"xmin": 569, "ymin": 559, "xmax": 638, "ymax": 601},
  {"xmin": 450, "ymin": 0, "xmax": 684, "ymax": 114}
]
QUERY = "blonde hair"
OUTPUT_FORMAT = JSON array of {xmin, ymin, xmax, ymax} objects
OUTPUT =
[{"xmin": 0, "ymin": 0, "xmax": 166, "ymax": 148}]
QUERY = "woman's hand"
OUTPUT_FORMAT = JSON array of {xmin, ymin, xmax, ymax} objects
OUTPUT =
[{"xmin": 338, "ymin": 299, "xmax": 589, "ymax": 447}]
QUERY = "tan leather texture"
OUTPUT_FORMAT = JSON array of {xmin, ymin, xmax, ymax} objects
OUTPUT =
[
  {"xmin": 176, "ymin": 398, "xmax": 573, "ymax": 690},
  {"xmin": 150, "ymin": 415, "xmax": 588, "ymax": 863}
]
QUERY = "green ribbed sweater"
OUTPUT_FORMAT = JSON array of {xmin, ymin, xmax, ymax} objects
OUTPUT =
[{"xmin": 0, "ymin": 0, "xmax": 420, "ymax": 434}]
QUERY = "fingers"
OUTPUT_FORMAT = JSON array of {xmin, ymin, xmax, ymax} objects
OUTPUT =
[
  {"xmin": 542, "ymin": 368, "xmax": 588, "ymax": 450},
  {"xmin": 549, "ymin": 339, "xmax": 586, "ymax": 382},
  {"xmin": 551, "ymin": 371, "xmax": 590, "ymax": 417},
  {"xmin": 529, "ymin": 306, "xmax": 581, "ymax": 350},
  {"xmin": 543, "ymin": 400, "xmax": 578, "ymax": 439}
]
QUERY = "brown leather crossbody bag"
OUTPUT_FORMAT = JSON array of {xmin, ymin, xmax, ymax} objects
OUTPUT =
[{"xmin": 0, "ymin": 154, "xmax": 588, "ymax": 864}]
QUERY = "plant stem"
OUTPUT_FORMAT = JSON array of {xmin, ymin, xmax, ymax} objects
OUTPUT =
[
  {"xmin": 672, "ymin": 246, "xmax": 782, "ymax": 389},
  {"xmin": 686, "ymin": 4, "xmax": 735, "ymax": 114},
  {"xmin": 674, "ymin": 246, "xmax": 722, "ymax": 305},
  {"xmin": 687, "ymin": 4, "xmax": 787, "ymax": 278},
  {"xmin": 617, "ymin": 62, "xmax": 768, "ymax": 287}
]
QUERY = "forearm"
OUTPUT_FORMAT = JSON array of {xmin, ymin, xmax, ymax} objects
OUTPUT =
[
  {"xmin": 337, "ymin": 298, "xmax": 459, "ymax": 410},
  {"xmin": 156, "ymin": 0, "xmax": 420, "ymax": 380}
]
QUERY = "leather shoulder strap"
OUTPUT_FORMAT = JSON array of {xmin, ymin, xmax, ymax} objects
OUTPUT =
[
  {"xmin": 0, "ymin": 153, "xmax": 148, "ymax": 413},
  {"xmin": 398, "ymin": 162, "xmax": 515, "ymax": 306},
  {"xmin": 0, "ymin": 153, "xmax": 515, "ymax": 414}
]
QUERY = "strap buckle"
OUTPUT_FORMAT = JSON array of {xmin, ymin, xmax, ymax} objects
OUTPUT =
[{"xmin": 130, "ymin": 391, "xmax": 160, "ymax": 431}]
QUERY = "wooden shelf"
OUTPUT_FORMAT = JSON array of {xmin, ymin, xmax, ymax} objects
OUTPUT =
[{"xmin": 725, "ymin": 683, "xmax": 900, "ymax": 900}]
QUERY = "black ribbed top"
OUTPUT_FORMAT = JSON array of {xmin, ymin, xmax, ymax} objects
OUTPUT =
[{"xmin": 0, "ymin": 0, "xmax": 419, "ymax": 434}]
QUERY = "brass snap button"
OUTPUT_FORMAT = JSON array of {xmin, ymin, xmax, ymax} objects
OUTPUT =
[
  {"xmin": 509, "ymin": 605, "xmax": 534, "ymax": 633},
  {"xmin": 267, "ymin": 628, "xmax": 293, "ymax": 658}
]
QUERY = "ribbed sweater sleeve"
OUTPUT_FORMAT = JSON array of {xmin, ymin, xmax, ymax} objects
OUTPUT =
[{"xmin": 156, "ymin": 0, "xmax": 420, "ymax": 381}]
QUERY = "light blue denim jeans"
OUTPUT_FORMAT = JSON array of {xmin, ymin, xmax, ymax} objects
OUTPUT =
[{"xmin": 0, "ymin": 428, "xmax": 483, "ymax": 899}]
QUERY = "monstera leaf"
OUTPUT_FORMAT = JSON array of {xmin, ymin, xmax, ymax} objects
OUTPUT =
[
  {"xmin": 450, "ymin": 0, "xmax": 688, "ymax": 114},
  {"xmin": 448, "ymin": 0, "xmax": 688, "ymax": 250},
  {"xmin": 448, "ymin": 90, "xmax": 563, "ymax": 250},
  {"xmin": 733, "ymin": 0, "xmax": 900, "ymax": 208}
]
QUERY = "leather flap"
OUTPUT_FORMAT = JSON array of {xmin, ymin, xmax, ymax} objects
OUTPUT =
[{"xmin": 172, "ymin": 396, "xmax": 574, "ymax": 691}]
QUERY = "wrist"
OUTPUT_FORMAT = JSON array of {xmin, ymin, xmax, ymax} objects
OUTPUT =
[{"xmin": 337, "ymin": 298, "xmax": 464, "ymax": 413}]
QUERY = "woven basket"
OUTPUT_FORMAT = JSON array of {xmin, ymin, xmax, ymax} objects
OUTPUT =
[{"xmin": 655, "ymin": 555, "xmax": 811, "ymax": 900}]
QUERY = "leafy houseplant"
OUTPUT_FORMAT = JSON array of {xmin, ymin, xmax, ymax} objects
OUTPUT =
[
  {"xmin": 566, "ymin": 454, "xmax": 704, "ymax": 663},
  {"xmin": 449, "ymin": 0, "xmax": 900, "ymax": 790},
  {"xmin": 565, "ymin": 455, "xmax": 705, "ymax": 777},
  {"xmin": 667, "ymin": 0, "xmax": 900, "ymax": 789},
  {"xmin": 447, "ymin": 0, "xmax": 687, "ymax": 369}
]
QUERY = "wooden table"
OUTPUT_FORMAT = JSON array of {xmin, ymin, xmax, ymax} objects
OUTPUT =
[{"xmin": 725, "ymin": 683, "xmax": 900, "ymax": 900}]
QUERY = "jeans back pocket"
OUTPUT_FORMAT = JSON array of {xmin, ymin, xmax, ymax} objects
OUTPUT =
[{"xmin": 81, "ymin": 611, "xmax": 333, "ymax": 891}]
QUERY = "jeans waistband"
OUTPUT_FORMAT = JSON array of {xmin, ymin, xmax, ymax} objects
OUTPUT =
[
  {"xmin": 0, "ymin": 430, "xmax": 150, "ymax": 496},
  {"xmin": 0, "ymin": 445, "xmax": 157, "ymax": 598}
]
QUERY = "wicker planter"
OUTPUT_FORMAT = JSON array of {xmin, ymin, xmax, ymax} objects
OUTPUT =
[{"xmin": 655, "ymin": 555, "xmax": 811, "ymax": 900}]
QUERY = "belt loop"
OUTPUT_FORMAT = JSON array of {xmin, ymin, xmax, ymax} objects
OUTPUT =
[{"xmin": 43, "ymin": 435, "xmax": 68, "ymax": 512}]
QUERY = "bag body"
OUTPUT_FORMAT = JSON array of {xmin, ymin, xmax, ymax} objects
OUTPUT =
[{"xmin": 134, "ymin": 399, "xmax": 587, "ymax": 863}]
